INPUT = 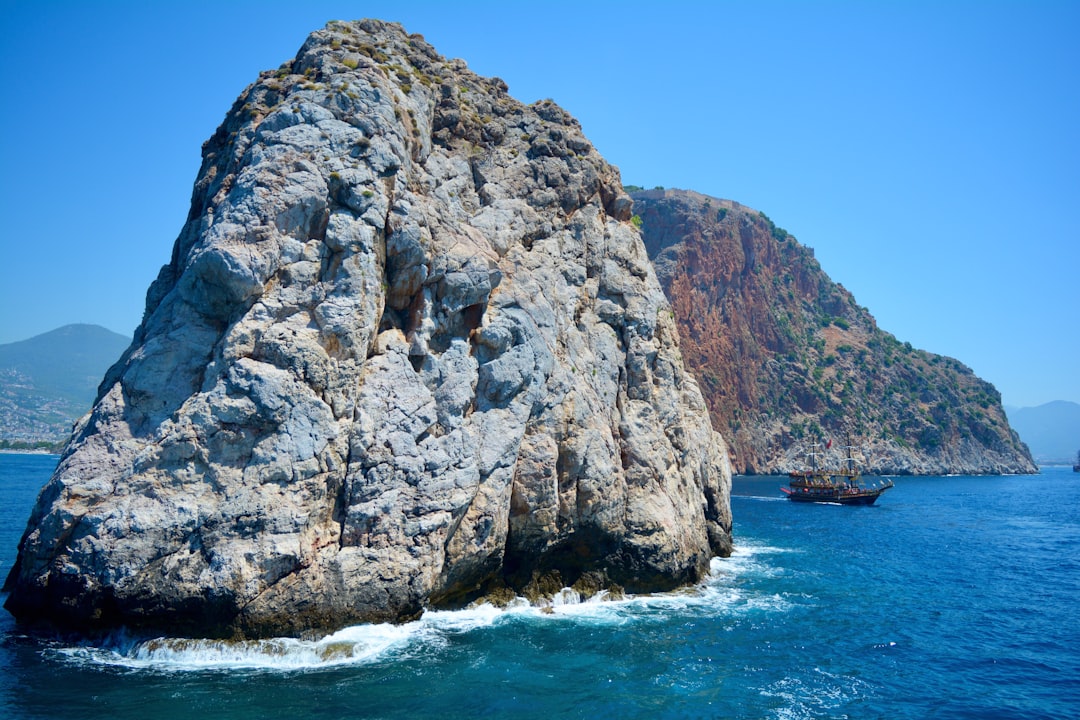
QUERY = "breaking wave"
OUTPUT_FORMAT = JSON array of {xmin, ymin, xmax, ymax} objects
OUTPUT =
[{"xmin": 53, "ymin": 540, "xmax": 794, "ymax": 673}]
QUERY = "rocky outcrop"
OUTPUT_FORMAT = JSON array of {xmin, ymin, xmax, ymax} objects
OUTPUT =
[
  {"xmin": 632, "ymin": 188, "xmax": 1036, "ymax": 476},
  {"xmin": 3, "ymin": 21, "xmax": 731, "ymax": 638}
]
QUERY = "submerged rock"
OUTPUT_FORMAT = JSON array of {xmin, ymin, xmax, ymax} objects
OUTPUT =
[{"xmin": 3, "ymin": 21, "xmax": 731, "ymax": 638}]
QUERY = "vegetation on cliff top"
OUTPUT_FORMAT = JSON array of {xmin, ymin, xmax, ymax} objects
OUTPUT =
[{"xmin": 632, "ymin": 188, "xmax": 1035, "ymax": 475}]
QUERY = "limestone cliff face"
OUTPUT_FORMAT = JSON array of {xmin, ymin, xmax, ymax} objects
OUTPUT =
[
  {"xmin": 633, "ymin": 188, "xmax": 1036, "ymax": 476},
  {"xmin": 3, "ymin": 21, "xmax": 731, "ymax": 638}
]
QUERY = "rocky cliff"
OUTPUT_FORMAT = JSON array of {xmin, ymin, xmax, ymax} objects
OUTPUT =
[
  {"xmin": 632, "ymin": 188, "xmax": 1036, "ymax": 476},
  {"xmin": 3, "ymin": 21, "xmax": 731, "ymax": 638}
]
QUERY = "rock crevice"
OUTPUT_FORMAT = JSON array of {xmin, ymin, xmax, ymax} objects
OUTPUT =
[
  {"xmin": 633, "ymin": 188, "xmax": 1036, "ymax": 476},
  {"xmin": 4, "ymin": 21, "xmax": 731, "ymax": 638}
]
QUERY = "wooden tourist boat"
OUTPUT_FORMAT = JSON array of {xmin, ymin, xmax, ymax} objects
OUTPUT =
[{"xmin": 782, "ymin": 437, "xmax": 894, "ymax": 505}]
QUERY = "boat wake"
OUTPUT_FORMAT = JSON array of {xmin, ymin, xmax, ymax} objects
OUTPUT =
[
  {"xmin": 734, "ymin": 494, "xmax": 789, "ymax": 502},
  {"xmin": 52, "ymin": 541, "xmax": 794, "ymax": 673}
]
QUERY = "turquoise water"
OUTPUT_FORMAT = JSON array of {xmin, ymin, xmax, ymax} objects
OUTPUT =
[{"xmin": 2, "ymin": 453, "xmax": 1077, "ymax": 719}]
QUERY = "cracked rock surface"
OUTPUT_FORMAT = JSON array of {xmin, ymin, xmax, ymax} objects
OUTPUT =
[
  {"xmin": 4, "ymin": 20, "xmax": 731, "ymax": 638},
  {"xmin": 633, "ymin": 188, "xmax": 1036, "ymax": 477}
]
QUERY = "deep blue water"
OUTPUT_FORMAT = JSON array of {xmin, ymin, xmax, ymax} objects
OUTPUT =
[{"xmin": 2, "ymin": 452, "xmax": 1077, "ymax": 719}]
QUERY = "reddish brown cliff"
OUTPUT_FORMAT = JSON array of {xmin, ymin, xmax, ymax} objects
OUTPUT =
[{"xmin": 632, "ymin": 188, "xmax": 1036, "ymax": 475}]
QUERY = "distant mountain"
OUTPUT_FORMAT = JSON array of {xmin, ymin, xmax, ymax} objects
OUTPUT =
[
  {"xmin": 1006, "ymin": 401, "xmax": 1080, "ymax": 464},
  {"xmin": 0, "ymin": 324, "xmax": 130, "ymax": 444},
  {"xmin": 631, "ymin": 188, "xmax": 1037, "ymax": 475}
]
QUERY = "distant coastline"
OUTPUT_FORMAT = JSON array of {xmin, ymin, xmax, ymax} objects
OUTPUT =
[{"xmin": 0, "ymin": 442, "xmax": 63, "ymax": 455}]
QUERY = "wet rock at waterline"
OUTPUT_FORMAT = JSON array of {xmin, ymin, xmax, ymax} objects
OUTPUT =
[{"xmin": 3, "ymin": 20, "xmax": 732, "ymax": 638}]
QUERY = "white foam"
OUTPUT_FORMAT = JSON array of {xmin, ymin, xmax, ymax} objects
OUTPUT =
[
  {"xmin": 760, "ymin": 668, "xmax": 875, "ymax": 720},
  {"xmin": 728, "ymin": 539, "xmax": 799, "ymax": 557},
  {"xmin": 550, "ymin": 587, "xmax": 583, "ymax": 607},
  {"xmin": 55, "ymin": 537, "xmax": 793, "ymax": 672},
  {"xmin": 56, "ymin": 622, "xmax": 420, "ymax": 672},
  {"xmin": 414, "ymin": 601, "xmax": 512, "ymax": 633}
]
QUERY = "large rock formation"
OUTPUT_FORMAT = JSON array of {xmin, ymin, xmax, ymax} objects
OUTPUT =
[
  {"xmin": 3, "ymin": 21, "xmax": 731, "ymax": 638},
  {"xmin": 632, "ymin": 188, "xmax": 1036, "ymax": 476}
]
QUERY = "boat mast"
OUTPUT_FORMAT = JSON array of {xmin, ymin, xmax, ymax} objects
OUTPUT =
[
  {"xmin": 807, "ymin": 441, "xmax": 822, "ymax": 474},
  {"xmin": 835, "ymin": 430, "xmax": 861, "ymax": 482}
]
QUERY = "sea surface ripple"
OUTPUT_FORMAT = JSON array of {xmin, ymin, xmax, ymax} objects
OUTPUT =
[{"xmin": 2, "ymin": 453, "xmax": 1077, "ymax": 719}]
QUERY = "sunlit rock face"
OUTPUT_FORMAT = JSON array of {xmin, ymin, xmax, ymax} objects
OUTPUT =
[
  {"xmin": 632, "ymin": 187, "xmax": 1037, "ymax": 477},
  {"xmin": 4, "ymin": 20, "xmax": 731, "ymax": 638}
]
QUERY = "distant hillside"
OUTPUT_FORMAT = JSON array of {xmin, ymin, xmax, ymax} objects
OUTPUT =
[
  {"xmin": 0, "ymin": 324, "xmax": 130, "ymax": 444},
  {"xmin": 632, "ymin": 188, "xmax": 1036, "ymax": 475},
  {"xmin": 1006, "ymin": 401, "xmax": 1080, "ymax": 464}
]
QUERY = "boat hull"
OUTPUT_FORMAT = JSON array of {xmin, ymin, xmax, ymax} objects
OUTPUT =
[
  {"xmin": 783, "ymin": 437, "xmax": 893, "ymax": 504},
  {"xmin": 782, "ymin": 487, "xmax": 887, "ymax": 505}
]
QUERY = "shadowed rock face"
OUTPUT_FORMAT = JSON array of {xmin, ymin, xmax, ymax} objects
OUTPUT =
[
  {"xmin": 3, "ymin": 21, "xmax": 731, "ymax": 638},
  {"xmin": 633, "ymin": 188, "xmax": 1036, "ymax": 476}
]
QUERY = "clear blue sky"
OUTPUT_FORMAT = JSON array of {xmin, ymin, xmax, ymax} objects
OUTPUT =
[{"xmin": 1, "ymin": 1, "xmax": 1076, "ymax": 408}]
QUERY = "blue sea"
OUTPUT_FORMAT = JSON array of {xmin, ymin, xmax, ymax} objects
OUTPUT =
[{"xmin": 1, "ymin": 452, "xmax": 1077, "ymax": 719}]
